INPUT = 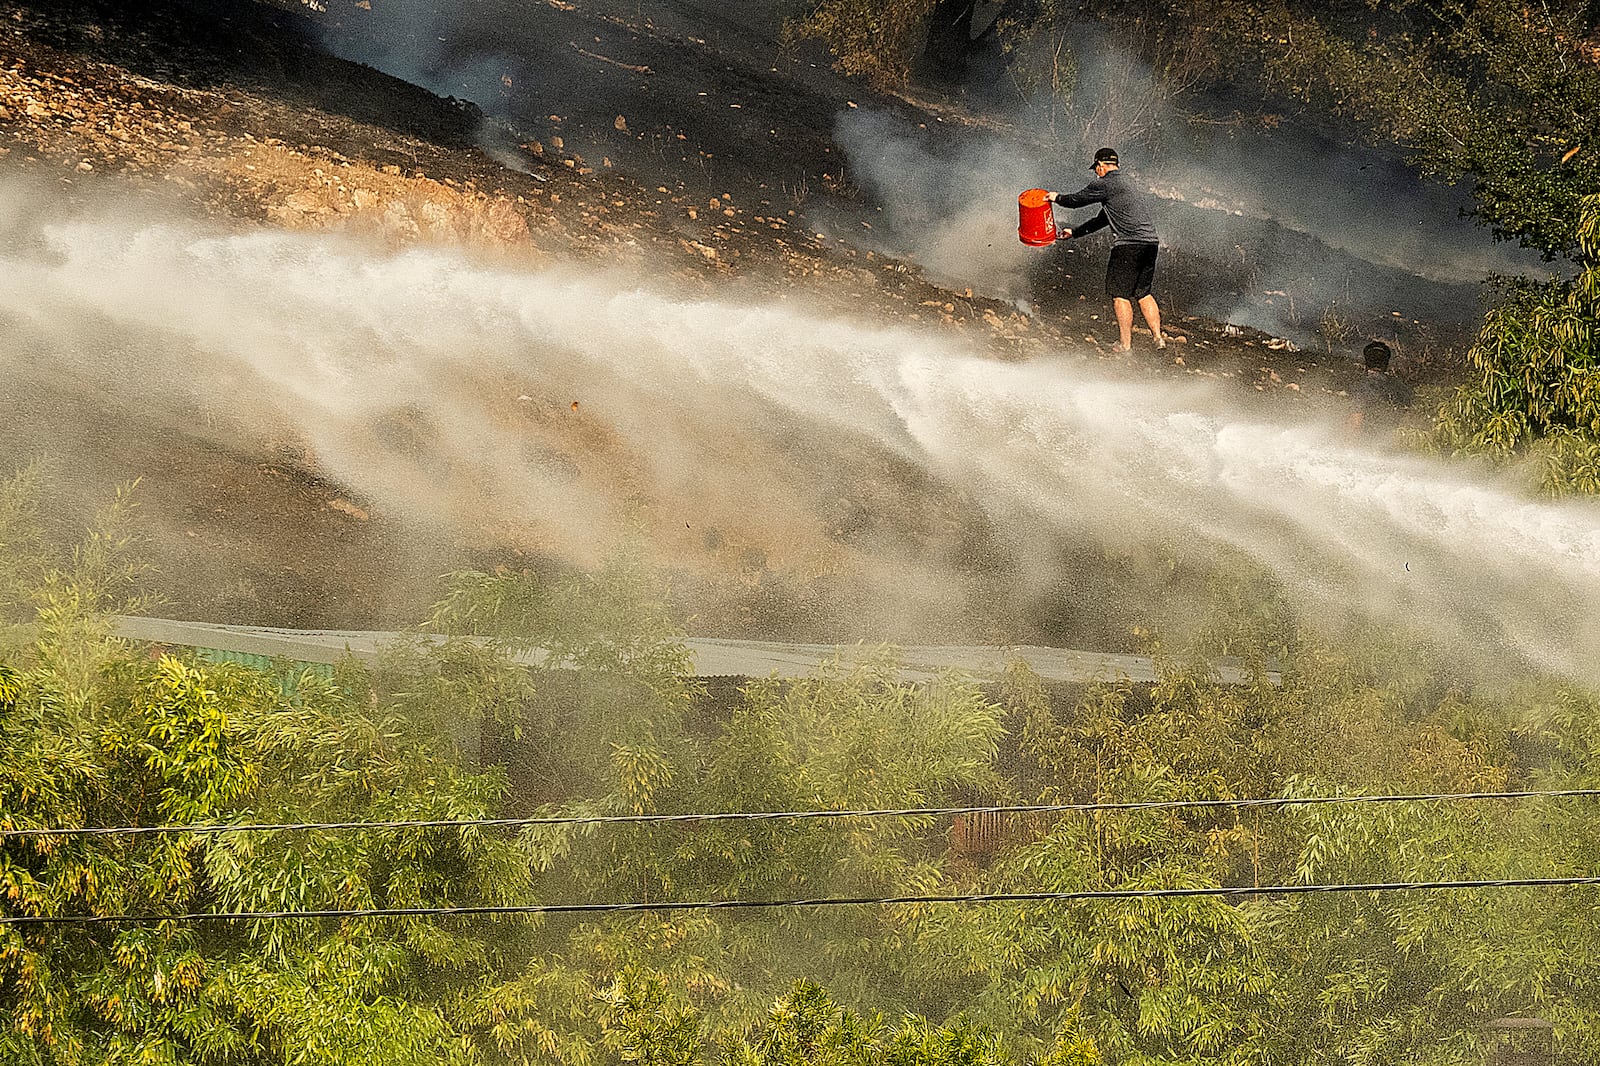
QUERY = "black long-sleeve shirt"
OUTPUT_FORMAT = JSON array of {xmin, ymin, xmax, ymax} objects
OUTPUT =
[{"xmin": 1053, "ymin": 168, "xmax": 1159, "ymax": 245}]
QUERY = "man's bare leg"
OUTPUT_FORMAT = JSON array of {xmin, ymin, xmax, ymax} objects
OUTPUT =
[
  {"xmin": 1138, "ymin": 294, "xmax": 1164, "ymax": 347},
  {"xmin": 1113, "ymin": 297, "xmax": 1134, "ymax": 351}
]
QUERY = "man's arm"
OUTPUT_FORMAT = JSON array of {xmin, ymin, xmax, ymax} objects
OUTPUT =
[
  {"xmin": 1051, "ymin": 181, "xmax": 1108, "ymax": 209},
  {"xmin": 1069, "ymin": 210, "xmax": 1110, "ymax": 239}
]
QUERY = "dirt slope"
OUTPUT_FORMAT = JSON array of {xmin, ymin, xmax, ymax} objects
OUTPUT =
[{"xmin": 0, "ymin": 0, "xmax": 1442, "ymax": 642}]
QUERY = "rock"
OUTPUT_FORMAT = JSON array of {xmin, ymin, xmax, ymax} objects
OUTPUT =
[
  {"xmin": 418, "ymin": 200, "xmax": 452, "ymax": 233},
  {"xmin": 283, "ymin": 190, "xmax": 324, "ymax": 213},
  {"xmin": 480, "ymin": 200, "xmax": 530, "ymax": 243},
  {"xmin": 327, "ymin": 498, "xmax": 369, "ymax": 521},
  {"xmin": 381, "ymin": 200, "xmax": 419, "ymax": 238}
]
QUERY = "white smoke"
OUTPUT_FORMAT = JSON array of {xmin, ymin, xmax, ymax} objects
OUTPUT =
[{"xmin": 831, "ymin": 109, "xmax": 1043, "ymax": 299}]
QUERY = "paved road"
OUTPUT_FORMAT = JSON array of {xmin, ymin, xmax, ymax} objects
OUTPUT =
[{"xmin": 111, "ymin": 616, "xmax": 1271, "ymax": 684}]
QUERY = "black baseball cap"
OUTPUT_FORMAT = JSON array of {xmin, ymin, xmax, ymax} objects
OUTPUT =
[{"xmin": 1093, "ymin": 147, "xmax": 1119, "ymax": 166}]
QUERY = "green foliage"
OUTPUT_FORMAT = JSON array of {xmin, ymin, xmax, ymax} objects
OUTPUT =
[
  {"xmin": 727, "ymin": 981, "xmax": 1008, "ymax": 1066},
  {"xmin": 890, "ymin": 632, "xmax": 1600, "ymax": 1064},
  {"xmin": 597, "ymin": 968, "xmax": 703, "ymax": 1066},
  {"xmin": 0, "ymin": 463, "xmax": 48, "ymax": 637},
  {"xmin": 782, "ymin": 0, "xmax": 941, "ymax": 86},
  {"xmin": 6, "ymin": 485, "xmax": 1600, "ymax": 1065},
  {"xmin": 140, "ymin": 657, "xmax": 259, "ymax": 823},
  {"xmin": 28, "ymin": 478, "xmax": 155, "ymax": 713},
  {"xmin": 425, "ymin": 541, "xmax": 694, "ymax": 698},
  {"xmin": 1433, "ymin": 195, "xmax": 1600, "ymax": 492},
  {"xmin": 0, "ymin": 662, "xmax": 18, "ymax": 711},
  {"xmin": 0, "ymin": 635, "xmax": 538, "ymax": 1063}
]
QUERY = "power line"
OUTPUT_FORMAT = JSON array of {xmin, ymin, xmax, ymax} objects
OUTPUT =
[
  {"xmin": 4, "ymin": 788, "xmax": 1599, "ymax": 841},
  {"xmin": 5, "ymin": 876, "xmax": 1599, "ymax": 927}
]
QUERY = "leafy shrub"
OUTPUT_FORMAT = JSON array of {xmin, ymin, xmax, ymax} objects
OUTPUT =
[
  {"xmin": 782, "ymin": 0, "xmax": 941, "ymax": 85},
  {"xmin": 1433, "ymin": 195, "xmax": 1600, "ymax": 492}
]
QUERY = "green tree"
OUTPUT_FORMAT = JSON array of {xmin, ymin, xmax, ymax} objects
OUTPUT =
[
  {"xmin": 8, "ymin": 475, "xmax": 1600, "ymax": 1065},
  {"xmin": 1434, "ymin": 195, "xmax": 1600, "ymax": 492}
]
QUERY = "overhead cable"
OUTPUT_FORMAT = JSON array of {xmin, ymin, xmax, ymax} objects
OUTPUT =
[
  {"xmin": 4, "ymin": 788, "xmax": 1600, "ymax": 841},
  {"xmin": 5, "ymin": 876, "xmax": 1599, "ymax": 927}
]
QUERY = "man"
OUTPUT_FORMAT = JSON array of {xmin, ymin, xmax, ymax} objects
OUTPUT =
[
  {"xmin": 1045, "ymin": 147, "xmax": 1164, "ymax": 353},
  {"xmin": 1345, "ymin": 339, "xmax": 1415, "ymax": 435}
]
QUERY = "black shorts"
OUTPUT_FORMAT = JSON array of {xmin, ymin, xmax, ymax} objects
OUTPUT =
[{"xmin": 1105, "ymin": 242, "xmax": 1159, "ymax": 300}]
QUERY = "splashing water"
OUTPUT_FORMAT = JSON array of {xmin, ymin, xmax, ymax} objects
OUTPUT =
[{"xmin": 3, "ymin": 185, "xmax": 1598, "ymax": 680}]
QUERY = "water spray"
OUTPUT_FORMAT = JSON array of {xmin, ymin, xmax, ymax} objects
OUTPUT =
[{"xmin": 4, "ymin": 184, "xmax": 1600, "ymax": 683}]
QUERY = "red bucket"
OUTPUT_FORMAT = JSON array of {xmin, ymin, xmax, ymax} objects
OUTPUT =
[{"xmin": 1018, "ymin": 188, "xmax": 1056, "ymax": 246}]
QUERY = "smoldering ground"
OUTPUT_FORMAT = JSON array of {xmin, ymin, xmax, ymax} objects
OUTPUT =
[
  {"xmin": 834, "ymin": 102, "xmax": 1544, "ymax": 342},
  {"xmin": 4, "ymin": 181, "xmax": 1599, "ymax": 679},
  {"xmin": 829, "ymin": 31, "xmax": 1547, "ymax": 345},
  {"xmin": 295, "ymin": 0, "xmax": 839, "ymax": 207},
  {"xmin": 282, "ymin": 0, "xmax": 1545, "ymax": 347}
]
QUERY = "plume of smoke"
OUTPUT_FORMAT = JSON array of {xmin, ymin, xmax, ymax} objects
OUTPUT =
[
  {"xmin": 4, "ymin": 182, "xmax": 1600, "ymax": 681},
  {"xmin": 300, "ymin": 0, "xmax": 503, "ymax": 99},
  {"xmin": 831, "ymin": 109, "xmax": 1044, "ymax": 299},
  {"xmin": 292, "ymin": 0, "xmax": 546, "ymax": 170},
  {"xmin": 1145, "ymin": 132, "xmax": 1539, "ymax": 288},
  {"xmin": 828, "ymin": 34, "xmax": 1187, "ymax": 302},
  {"xmin": 1144, "ymin": 129, "xmax": 1549, "ymax": 342},
  {"xmin": 832, "ymin": 31, "xmax": 1547, "ymax": 340}
]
